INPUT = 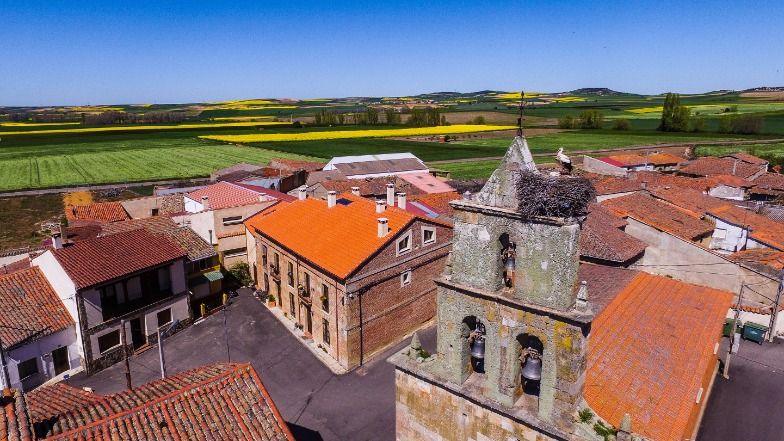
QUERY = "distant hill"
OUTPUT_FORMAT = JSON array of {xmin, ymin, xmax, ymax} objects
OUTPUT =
[
  {"xmin": 568, "ymin": 88, "xmax": 627, "ymax": 96},
  {"xmin": 744, "ymin": 86, "xmax": 784, "ymax": 92}
]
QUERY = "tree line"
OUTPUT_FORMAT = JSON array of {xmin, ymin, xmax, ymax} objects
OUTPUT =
[{"xmin": 313, "ymin": 106, "xmax": 445, "ymax": 127}]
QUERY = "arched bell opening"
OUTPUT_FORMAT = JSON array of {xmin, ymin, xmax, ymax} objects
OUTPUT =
[
  {"xmin": 462, "ymin": 316, "xmax": 486, "ymax": 374},
  {"xmin": 513, "ymin": 333, "xmax": 544, "ymax": 411},
  {"xmin": 499, "ymin": 233, "xmax": 516, "ymax": 289}
]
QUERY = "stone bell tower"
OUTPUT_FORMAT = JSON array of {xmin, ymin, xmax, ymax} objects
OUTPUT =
[{"xmin": 390, "ymin": 134, "xmax": 595, "ymax": 441}]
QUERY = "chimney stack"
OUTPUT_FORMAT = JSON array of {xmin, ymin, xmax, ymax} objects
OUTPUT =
[
  {"xmin": 397, "ymin": 192, "xmax": 407, "ymax": 210},
  {"xmin": 351, "ymin": 186, "xmax": 360, "ymax": 196},
  {"xmin": 259, "ymin": 194, "xmax": 266, "ymax": 203},
  {"xmin": 376, "ymin": 200, "xmax": 386, "ymax": 213},
  {"xmin": 298, "ymin": 186, "xmax": 307, "ymax": 201},
  {"xmin": 201, "ymin": 196, "xmax": 210, "ymax": 211},
  {"xmin": 377, "ymin": 218, "xmax": 389, "ymax": 237},
  {"xmin": 327, "ymin": 191, "xmax": 337, "ymax": 208},
  {"xmin": 386, "ymin": 183, "xmax": 395, "ymax": 206},
  {"xmin": 52, "ymin": 232, "xmax": 63, "ymax": 250}
]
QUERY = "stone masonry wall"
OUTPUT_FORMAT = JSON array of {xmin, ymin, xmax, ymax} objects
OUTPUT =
[{"xmin": 395, "ymin": 369, "xmax": 562, "ymax": 441}]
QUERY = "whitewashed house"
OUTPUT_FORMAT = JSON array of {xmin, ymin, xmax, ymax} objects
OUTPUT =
[{"xmin": 0, "ymin": 267, "xmax": 79, "ymax": 391}]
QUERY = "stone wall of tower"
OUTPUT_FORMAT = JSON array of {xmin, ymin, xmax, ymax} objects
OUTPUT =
[
  {"xmin": 395, "ymin": 369, "xmax": 562, "ymax": 441},
  {"xmin": 449, "ymin": 207, "xmax": 581, "ymax": 311}
]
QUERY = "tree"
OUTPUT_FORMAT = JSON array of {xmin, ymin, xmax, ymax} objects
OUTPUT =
[
  {"xmin": 228, "ymin": 262, "xmax": 253, "ymax": 287},
  {"xmin": 612, "ymin": 119, "xmax": 631, "ymax": 130},
  {"xmin": 578, "ymin": 110, "xmax": 604, "ymax": 129},
  {"xmin": 689, "ymin": 118, "xmax": 705, "ymax": 132},
  {"xmin": 558, "ymin": 115, "xmax": 575, "ymax": 129},
  {"xmin": 471, "ymin": 115, "xmax": 486, "ymax": 125},
  {"xmin": 659, "ymin": 92, "xmax": 690, "ymax": 132},
  {"xmin": 366, "ymin": 107, "xmax": 379, "ymax": 125}
]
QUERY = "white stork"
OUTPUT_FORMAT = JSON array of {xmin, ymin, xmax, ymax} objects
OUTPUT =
[{"xmin": 556, "ymin": 147, "xmax": 572, "ymax": 174}]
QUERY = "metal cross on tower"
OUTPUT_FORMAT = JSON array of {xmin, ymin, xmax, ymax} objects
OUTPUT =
[{"xmin": 517, "ymin": 91, "xmax": 526, "ymax": 137}]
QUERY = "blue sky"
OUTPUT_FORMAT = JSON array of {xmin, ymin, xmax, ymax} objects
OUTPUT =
[{"xmin": 1, "ymin": 1, "xmax": 782, "ymax": 105}]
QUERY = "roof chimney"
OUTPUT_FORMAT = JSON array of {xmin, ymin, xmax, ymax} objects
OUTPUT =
[
  {"xmin": 258, "ymin": 194, "xmax": 266, "ymax": 203},
  {"xmin": 386, "ymin": 183, "xmax": 395, "ymax": 206},
  {"xmin": 376, "ymin": 201, "xmax": 386, "ymax": 213},
  {"xmin": 52, "ymin": 232, "xmax": 63, "ymax": 250},
  {"xmin": 377, "ymin": 218, "xmax": 389, "ymax": 237},
  {"xmin": 200, "ymin": 196, "xmax": 210, "ymax": 211},
  {"xmin": 327, "ymin": 191, "xmax": 337, "ymax": 208},
  {"xmin": 397, "ymin": 192, "xmax": 407, "ymax": 210},
  {"xmin": 351, "ymin": 186, "xmax": 360, "ymax": 196},
  {"xmin": 298, "ymin": 186, "xmax": 307, "ymax": 201}
]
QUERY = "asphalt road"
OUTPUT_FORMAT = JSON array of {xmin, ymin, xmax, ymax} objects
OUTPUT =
[
  {"xmin": 698, "ymin": 336, "xmax": 784, "ymax": 441},
  {"xmin": 68, "ymin": 289, "xmax": 437, "ymax": 441}
]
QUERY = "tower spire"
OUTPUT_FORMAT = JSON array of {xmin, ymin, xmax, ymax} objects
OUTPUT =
[{"xmin": 517, "ymin": 90, "xmax": 526, "ymax": 137}]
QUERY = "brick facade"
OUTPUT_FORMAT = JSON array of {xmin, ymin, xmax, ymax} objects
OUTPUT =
[{"xmin": 251, "ymin": 219, "xmax": 452, "ymax": 370}]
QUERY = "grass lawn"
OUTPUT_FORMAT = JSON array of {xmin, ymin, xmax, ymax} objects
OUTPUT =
[
  {"xmin": 0, "ymin": 193, "xmax": 65, "ymax": 249},
  {"xmin": 0, "ymin": 137, "xmax": 314, "ymax": 191},
  {"xmin": 454, "ymin": 130, "xmax": 770, "ymax": 155}
]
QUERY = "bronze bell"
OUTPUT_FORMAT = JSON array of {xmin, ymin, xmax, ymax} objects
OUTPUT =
[
  {"xmin": 470, "ymin": 336, "xmax": 485, "ymax": 359},
  {"xmin": 522, "ymin": 357, "xmax": 542, "ymax": 382}
]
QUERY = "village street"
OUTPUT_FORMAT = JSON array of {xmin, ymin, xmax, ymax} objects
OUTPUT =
[{"xmin": 68, "ymin": 289, "xmax": 437, "ymax": 441}]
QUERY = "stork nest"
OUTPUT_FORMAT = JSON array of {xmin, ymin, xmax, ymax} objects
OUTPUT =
[{"xmin": 515, "ymin": 172, "xmax": 595, "ymax": 219}]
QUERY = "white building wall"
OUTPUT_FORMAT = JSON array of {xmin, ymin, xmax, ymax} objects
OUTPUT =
[
  {"xmin": 173, "ymin": 211, "xmax": 215, "ymax": 245},
  {"xmin": 708, "ymin": 217, "xmax": 748, "ymax": 253},
  {"xmin": 183, "ymin": 196, "xmax": 204, "ymax": 213},
  {"xmin": 3, "ymin": 327, "xmax": 79, "ymax": 391},
  {"xmin": 246, "ymin": 228, "xmax": 257, "ymax": 284},
  {"xmin": 31, "ymin": 251, "xmax": 85, "ymax": 360},
  {"xmin": 708, "ymin": 185, "xmax": 746, "ymax": 201}
]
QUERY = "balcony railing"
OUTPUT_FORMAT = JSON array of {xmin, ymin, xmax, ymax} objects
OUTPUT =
[
  {"xmin": 298, "ymin": 284, "xmax": 312, "ymax": 304},
  {"xmin": 270, "ymin": 264, "xmax": 281, "ymax": 281},
  {"xmin": 101, "ymin": 289, "xmax": 174, "ymax": 322}
]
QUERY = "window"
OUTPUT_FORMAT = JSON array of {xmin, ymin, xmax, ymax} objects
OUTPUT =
[
  {"xmin": 289, "ymin": 293, "xmax": 296, "ymax": 317},
  {"xmin": 422, "ymin": 227, "xmax": 436, "ymax": 245},
  {"xmin": 304, "ymin": 272, "xmax": 311, "ymax": 292},
  {"xmin": 287, "ymin": 262, "xmax": 295, "ymax": 286},
  {"xmin": 157, "ymin": 308, "xmax": 172, "ymax": 328},
  {"xmin": 98, "ymin": 330, "xmax": 121, "ymax": 354},
  {"xmin": 151, "ymin": 208, "xmax": 159, "ymax": 216},
  {"xmin": 100, "ymin": 284, "xmax": 125, "ymax": 307},
  {"xmin": 223, "ymin": 247, "xmax": 247, "ymax": 258},
  {"xmin": 321, "ymin": 284, "xmax": 329, "ymax": 312},
  {"xmin": 322, "ymin": 319, "xmax": 330, "ymax": 346},
  {"xmin": 222, "ymin": 215, "xmax": 243, "ymax": 226},
  {"xmin": 262, "ymin": 245, "xmax": 268, "ymax": 265},
  {"xmin": 17, "ymin": 358, "xmax": 38, "ymax": 380},
  {"xmin": 396, "ymin": 231, "xmax": 412, "ymax": 256},
  {"xmin": 401, "ymin": 270, "xmax": 412, "ymax": 287}
]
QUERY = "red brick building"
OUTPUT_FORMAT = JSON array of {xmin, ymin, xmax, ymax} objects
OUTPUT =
[{"xmin": 245, "ymin": 192, "xmax": 452, "ymax": 369}]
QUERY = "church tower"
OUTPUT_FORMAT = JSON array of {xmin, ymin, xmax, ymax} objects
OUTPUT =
[{"xmin": 390, "ymin": 133, "xmax": 595, "ymax": 441}]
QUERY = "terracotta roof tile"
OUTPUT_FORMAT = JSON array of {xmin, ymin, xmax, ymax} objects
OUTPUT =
[
  {"xmin": 98, "ymin": 218, "xmax": 216, "ymax": 262},
  {"xmin": 333, "ymin": 158, "xmax": 427, "ymax": 176},
  {"xmin": 270, "ymin": 158, "xmax": 325, "ymax": 172},
  {"xmin": 707, "ymin": 204, "xmax": 784, "ymax": 251},
  {"xmin": 598, "ymin": 152, "xmax": 683, "ymax": 167},
  {"xmin": 580, "ymin": 205, "xmax": 647, "ymax": 264},
  {"xmin": 410, "ymin": 191, "xmax": 460, "ymax": 217},
  {"xmin": 52, "ymin": 229, "xmax": 186, "ymax": 289},
  {"xmin": 316, "ymin": 177, "xmax": 425, "ymax": 198},
  {"xmin": 680, "ymin": 156, "xmax": 764, "ymax": 179},
  {"xmin": 233, "ymin": 182, "xmax": 296, "ymax": 202},
  {"xmin": 602, "ymin": 193, "xmax": 714, "ymax": 240},
  {"xmin": 0, "ymin": 267, "xmax": 74, "ymax": 349},
  {"xmin": 723, "ymin": 152, "xmax": 768, "ymax": 166},
  {"xmin": 26, "ymin": 383, "xmax": 102, "ymax": 424},
  {"xmin": 706, "ymin": 174, "xmax": 753, "ymax": 188},
  {"xmin": 245, "ymin": 193, "xmax": 419, "ymax": 279},
  {"xmin": 586, "ymin": 271, "xmax": 732, "ymax": 441},
  {"xmin": 30, "ymin": 363, "xmax": 293, "ymax": 441},
  {"xmin": 0, "ymin": 388, "xmax": 33, "ymax": 441},
  {"xmin": 397, "ymin": 172, "xmax": 455, "ymax": 194},
  {"xmin": 186, "ymin": 181, "xmax": 268, "ymax": 210},
  {"xmin": 750, "ymin": 172, "xmax": 784, "ymax": 196},
  {"xmin": 648, "ymin": 186, "xmax": 729, "ymax": 218},
  {"xmin": 64, "ymin": 202, "xmax": 129, "ymax": 224},
  {"xmin": 728, "ymin": 248, "xmax": 784, "ymax": 277}
]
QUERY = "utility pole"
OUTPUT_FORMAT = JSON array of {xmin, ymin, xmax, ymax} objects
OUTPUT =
[
  {"xmin": 768, "ymin": 273, "xmax": 784, "ymax": 342},
  {"xmin": 157, "ymin": 328, "xmax": 166, "ymax": 379},
  {"xmin": 724, "ymin": 284, "xmax": 745, "ymax": 379},
  {"xmin": 120, "ymin": 319, "xmax": 132, "ymax": 390},
  {"xmin": 0, "ymin": 335, "xmax": 11, "ymax": 390}
]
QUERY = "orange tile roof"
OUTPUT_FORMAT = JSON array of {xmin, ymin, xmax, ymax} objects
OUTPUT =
[
  {"xmin": 0, "ymin": 388, "xmax": 33, "ymax": 441},
  {"xmin": 187, "ymin": 181, "xmax": 267, "ymax": 210},
  {"xmin": 599, "ymin": 152, "xmax": 683, "ymax": 167},
  {"xmin": 410, "ymin": 191, "xmax": 461, "ymax": 216},
  {"xmin": 707, "ymin": 204, "xmax": 784, "ymax": 251},
  {"xmin": 706, "ymin": 174, "xmax": 753, "ymax": 188},
  {"xmin": 586, "ymin": 271, "xmax": 732, "ymax": 441},
  {"xmin": 580, "ymin": 204, "xmax": 647, "ymax": 264},
  {"xmin": 0, "ymin": 267, "xmax": 75, "ymax": 349},
  {"xmin": 64, "ymin": 202, "xmax": 129, "ymax": 224},
  {"xmin": 29, "ymin": 363, "xmax": 294, "ymax": 441},
  {"xmin": 680, "ymin": 156, "xmax": 763, "ymax": 179},
  {"xmin": 723, "ymin": 152, "xmax": 768, "ymax": 166},
  {"xmin": 728, "ymin": 248, "xmax": 784, "ymax": 276},
  {"xmin": 245, "ymin": 193, "xmax": 418, "ymax": 279},
  {"xmin": 602, "ymin": 193, "xmax": 714, "ymax": 240},
  {"xmin": 648, "ymin": 186, "xmax": 729, "ymax": 218}
]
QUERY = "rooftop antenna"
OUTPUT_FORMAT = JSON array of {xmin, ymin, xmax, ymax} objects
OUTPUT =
[{"xmin": 517, "ymin": 90, "xmax": 526, "ymax": 137}]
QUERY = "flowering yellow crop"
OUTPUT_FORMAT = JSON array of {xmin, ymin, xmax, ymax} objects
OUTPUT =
[
  {"xmin": 211, "ymin": 116, "xmax": 276, "ymax": 121},
  {"xmin": 211, "ymin": 99, "xmax": 277, "ymax": 105},
  {"xmin": 0, "ymin": 122, "xmax": 81, "ymax": 127},
  {"xmin": 53, "ymin": 106, "xmax": 125, "ymax": 112},
  {"xmin": 0, "ymin": 121, "xmax": 291, "ymax": 136},
  {"xmin": 627, "ymin": 106, "xmax": 664, "ymax": 114},
  {"xmin": 495, "ymin": 92, "xmax": 545, "ymax": 100},
  {"xmin": 200, "ymin": 125, "xmax": 516, "ymax": 143}
]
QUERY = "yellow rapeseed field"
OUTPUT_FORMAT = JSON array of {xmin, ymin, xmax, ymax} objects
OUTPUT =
[
  {"xmin": 200, "ymin": 125, "xmax": 515, "ymax": 143},
  {"xmin": 627, "ymin": 106, "xmax": 664, "ymax": 114},
  {"xmin": 495, "ymin": 92, "xmax": 545, "ymax": 100},
  {"xmin": 211, "ymin": 116, "xmax": 277, "ymax": 121},
  {"xmin": 0, "ymin": 121, "xmax": 291, "ymax": 136},
  {"xmin": 0, "ymin": 122, "xmax": 81, "ymax": 127}
]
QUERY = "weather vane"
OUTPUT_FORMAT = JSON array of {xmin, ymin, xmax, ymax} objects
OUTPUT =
[{"xmin": 517, "ymin": 90, "xmax": 526, "ymax": 137}]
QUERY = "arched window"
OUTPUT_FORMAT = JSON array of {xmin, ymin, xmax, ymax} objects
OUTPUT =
[
  {"xmin": 517, "ymin": 334, "xmax": 544, "ymax": 397},
  {"xmin": 499, "ymin": 233, "xmax": 516, "ymax": 288},
  {"xmin": 463, "ymin": 316, "xmax": 486, "ymax": 374}
]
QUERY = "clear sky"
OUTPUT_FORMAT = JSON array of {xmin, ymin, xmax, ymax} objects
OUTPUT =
[{"xmin": 1, "ymin": 1, "xmax": 782, "ymax": 106}]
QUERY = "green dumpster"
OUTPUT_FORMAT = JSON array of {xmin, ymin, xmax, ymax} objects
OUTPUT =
[
  {"xmin": 743, "ymin": 322, "xmax": 768, "ymax": 344},
  {"xmin": 723, "ymin": 318, "xmax": 742, "ymax": 337}
]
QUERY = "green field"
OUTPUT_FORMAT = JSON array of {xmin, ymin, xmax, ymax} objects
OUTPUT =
[
  {"xmin": 0, "ymin": 137, "xmax": 314, "ymax": 191},
  {"xmin": 694, "ymin": 143, "xmax": 784, "ymax": 167}
]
